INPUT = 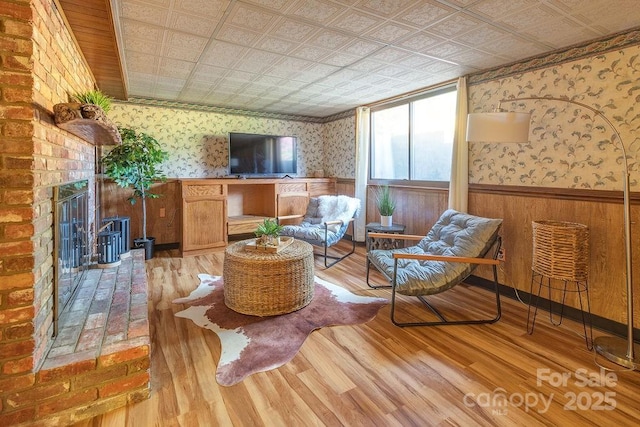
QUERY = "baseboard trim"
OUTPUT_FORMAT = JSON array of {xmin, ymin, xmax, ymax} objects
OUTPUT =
[
  {"xmin": 466, "ymin": 275, "xmax": 640, "ymax": 342},
  {"xmin": 155, "ymin": 242, "xmax": 179, "ymax": 251}
]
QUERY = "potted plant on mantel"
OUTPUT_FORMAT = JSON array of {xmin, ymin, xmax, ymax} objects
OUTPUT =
[
  {"xmin": 101, "ymin": 127, "xmax": 168, "ymax": 260},
  {"xmin": 53, "ymin": 89, "xmax": 121, "ymax": 145},
  {"xmin": 72, "ymin": 89, "xmax": 112, "ymax": 114},
  {"xmin": 374, "ymin": 185, "xmax": 396, "ymax": 227}
]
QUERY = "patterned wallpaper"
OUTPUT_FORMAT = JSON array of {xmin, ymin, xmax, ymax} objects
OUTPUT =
[
  {"xmin": 468, "ymin": 44, "xmax": 640, "ymax": 191},
  {"xmin": 322, "ymin": 115, "xmax": 356, "ymax": 178},
  {"xmin": 109, "ymin": 103, "xmax": 331, "ymax": 178}
]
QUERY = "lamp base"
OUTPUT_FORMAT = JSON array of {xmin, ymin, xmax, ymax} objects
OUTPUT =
[{"xmin": 593, "ymin": 336, "xmax": 640, "ymax": 370}]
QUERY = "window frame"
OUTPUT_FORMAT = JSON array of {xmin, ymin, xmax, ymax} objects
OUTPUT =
[{"xmin": 368, "ymin": 84, "xmax": 457, "ymax": 189}]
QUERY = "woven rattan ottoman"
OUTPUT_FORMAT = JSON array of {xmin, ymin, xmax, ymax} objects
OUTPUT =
[{"xmin": 223, "ymin": 239, "xmax": 315, "ymax": 316}]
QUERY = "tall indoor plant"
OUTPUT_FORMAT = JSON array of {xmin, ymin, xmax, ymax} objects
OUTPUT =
[{"xmin": 102, "ymin": 127, "xmax": 168, "ymax": 259}]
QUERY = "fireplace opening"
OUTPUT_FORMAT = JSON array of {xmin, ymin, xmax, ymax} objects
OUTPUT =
[{"xmin": 53, "ymin": 180, "xmax": 90, "ymax": 336}]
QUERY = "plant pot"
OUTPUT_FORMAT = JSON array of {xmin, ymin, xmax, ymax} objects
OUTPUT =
[
  {"xmin": 258, "ymin": 235, "xmax": 280, "ymax": 246},
  {"xmin": 380, "ymin": 216, "xmax": 393, "ymax": 227},
  {"xmin": 267, "ymin": 235, "xmax": 280, "ymax": 246},
  {"xmin": 134, "ymin": 237, "xmax": 155, "ymax": 260}
]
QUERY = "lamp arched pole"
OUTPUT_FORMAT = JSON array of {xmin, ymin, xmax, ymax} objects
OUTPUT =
[{"xmin": 499, "ymin": 96, "xmax": 636, "ymax": 369}]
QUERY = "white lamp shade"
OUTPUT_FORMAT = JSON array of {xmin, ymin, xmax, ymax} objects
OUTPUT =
[{"xmin": 466, "ymin": 112, "xmax": 531, "ymax": 143}]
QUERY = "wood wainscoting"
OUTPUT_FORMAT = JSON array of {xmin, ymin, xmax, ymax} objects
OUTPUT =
[
  {"xmin": 469, "ymin": 184, "xmax": 640, "ymax": 330},
  {"xmin": 99, "ymin": 179, "xmax": 181, "ymax": 246},
  {"xmin": 337, "ymin": 179, "xmax": 450, "ymax": 235}
]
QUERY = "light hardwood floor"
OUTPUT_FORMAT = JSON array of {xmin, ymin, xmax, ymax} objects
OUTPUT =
[{"xmin": 75, "ymin": 242, "xmax": 640, "ymax": 426}]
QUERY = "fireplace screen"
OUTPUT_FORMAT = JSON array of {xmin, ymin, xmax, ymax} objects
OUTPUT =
[{"xmin": 53, "ymin": 180, "xmax": 90, "ymax": 336}]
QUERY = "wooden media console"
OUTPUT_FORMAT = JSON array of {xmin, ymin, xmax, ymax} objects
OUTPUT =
[{"xmin": 179, "ymin": 178, "xmax": 335, "ymax": 256}]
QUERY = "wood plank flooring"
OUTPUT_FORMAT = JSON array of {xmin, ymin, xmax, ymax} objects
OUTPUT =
[{"xmin": 75, "ymin": 242, "xmax": 640, "ymax": 426}]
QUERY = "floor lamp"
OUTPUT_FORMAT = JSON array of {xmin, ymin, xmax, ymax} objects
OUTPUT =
[{"xmin": 466, "ymin": 96, "xmax": 639, "ymax": 370}]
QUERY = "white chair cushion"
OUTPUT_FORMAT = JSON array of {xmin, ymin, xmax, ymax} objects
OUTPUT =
[{"xmin": 280, "ymin": 195, "xmax": 360, "ymax": 242}]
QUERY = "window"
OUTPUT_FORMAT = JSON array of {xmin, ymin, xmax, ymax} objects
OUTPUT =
[{"xmin": 370, "ymin": 86, "xmax": 457, "ymax": 184}]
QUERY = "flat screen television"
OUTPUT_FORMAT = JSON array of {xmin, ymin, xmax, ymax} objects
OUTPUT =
[{"xmin": 228, "ymin": 132, "xmax": 298, "ymax": 177}]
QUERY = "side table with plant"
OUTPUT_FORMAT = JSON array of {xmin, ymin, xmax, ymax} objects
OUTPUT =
[{"xmin": 374, "ymin": 185, "xmax": 396, "ymax": 227}]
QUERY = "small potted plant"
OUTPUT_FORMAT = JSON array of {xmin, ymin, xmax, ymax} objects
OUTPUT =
[
  {"xmin": 54, "ymin": 89, "xmax": 121, "ymax": 144},
  {"xmin": 255, "ymin": 218, "xmax": 283, "ymax": 247},
  {"xmin": 374, "ymin": 185, "xmax": 396, "ymax": 227},
  {"xmin": 101, "ymin": 127, "xmax": 168, "ymax": 259},
  {"xmin": 73, "ymin": 89, "xmax": 112, "ymax": 113}
]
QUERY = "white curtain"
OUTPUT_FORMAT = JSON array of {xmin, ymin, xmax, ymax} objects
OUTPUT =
[
  {"xmin": 354, "ymin": 106, "xmax": 370, "ymax": 242},
  {"xmin": 448, "ymin": 76, "xmax": 469, "ymax": 212}
]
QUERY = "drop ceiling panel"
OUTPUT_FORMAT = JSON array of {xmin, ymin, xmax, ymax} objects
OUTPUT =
[
  {"xmin": 395, "ymin": 0, "xmax": 454, "ymax": 28},
  {"xmin": 120, "ymin": 0, "xmax": 169, "ymax": 26},
  {"xmin": 291, "ymin": 0, "xmax": 346, "ymax": 23},
  {"xmin": 88, "ymin": 0, "xmax": 640, "ymax": 117},
  {"xmin": 328, "ymin": 9, "xmax": 383, "ymax": 34},
  {"xmin": 169, "ymin": 12, "xmax": 218, "ymax": 37},
  {"xmin": 355, "ymin": 0, "xmax": 416, "ymax": 18},
  {"xmin": 269, "ymin": 17, "xmax": 320, "ymax": 42}
]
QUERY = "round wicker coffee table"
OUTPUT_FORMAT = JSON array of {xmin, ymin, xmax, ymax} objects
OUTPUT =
[{"xmin": 223, "ymin": 239, "xmax": 315, "ymax": 316}]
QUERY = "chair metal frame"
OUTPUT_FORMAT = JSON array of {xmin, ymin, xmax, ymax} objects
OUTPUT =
[
  {"xmin": 317, "ymin": 218, "xmax": 357, "ymax": 267},
  {"xmin": 367, "ymin": 233, "xmax": 502, "ymax": 327},
  {"xmin": 278, "ymin": 197, "xmax": 359, "ymax": 268}
]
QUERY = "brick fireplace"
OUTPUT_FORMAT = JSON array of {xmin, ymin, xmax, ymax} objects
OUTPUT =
[{"xmin": 0, "ymin": 1, "xmax": 150, "ymax": 424}]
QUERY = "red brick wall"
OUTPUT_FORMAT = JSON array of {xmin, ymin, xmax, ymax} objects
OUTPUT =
[
  {"xmin": 1, "ymin": 1, "xmax": 152, "ymax": 423},
  {"xmin": 6, "ymin": 0, "xmax": 97, "ymax": 374},
  {"xmin": 0, "ymin": 0, "xmax": 38, "ymax": 389},
  {"xmin": 1, "ymin": 0, "xmax": 98, "ymax": 424}
]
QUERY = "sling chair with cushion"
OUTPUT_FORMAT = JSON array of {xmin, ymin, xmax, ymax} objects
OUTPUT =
[
  {"xmin": 279, "ymin": 195, "xmax": 360, "ymax": 268},
  {"xmin": 366, "ymin": 209, "xmax": 503, "ymax": 327}
]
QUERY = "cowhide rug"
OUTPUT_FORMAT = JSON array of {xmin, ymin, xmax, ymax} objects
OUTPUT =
[{"xmin": 173, "ymin": 274, "xmax": 388, "ymax": 386}]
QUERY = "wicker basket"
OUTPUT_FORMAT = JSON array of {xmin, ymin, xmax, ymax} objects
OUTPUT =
[
  {"xmin": 223, "ymin": 239, "xmax": 314, "ymax": 316},
  {"xmin": 532, "ymin": 220, "xmax": 589, "ymax": 282}
]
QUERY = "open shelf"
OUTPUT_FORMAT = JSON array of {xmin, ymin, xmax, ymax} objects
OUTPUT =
[
  {"xmin": 228, "ymin": 215, "xmax": 271, "ymax": 235},
  {"xmin": 53, "ymin": 103, "xmax": 122, "ymax": 146}
]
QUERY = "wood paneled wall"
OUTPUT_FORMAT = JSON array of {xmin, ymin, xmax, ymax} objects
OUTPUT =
[
  {"xmin": 336, "ymin": 179, "xmax": 355, "ymax": 197},
  {"xmin": 339, "ymin": 179, "xmax": 637, "ymax": 328},
  {"xmin": 100, "ymin": 178, "xmax": 337, "ymax": 247},
  {"xmin": 99, "ymin": 179, "xmax": 181, "ymax": 245},
  {"xmin": 469, "ymin": 185, "xmax": 639, "ymax": 328},
  {"xmin": 366, "ymin": 185, "xmax": 449, "ymax": 235},
  {"xmin": 337, "ymin": 180, "xmax": 449, "ymax": 234}
]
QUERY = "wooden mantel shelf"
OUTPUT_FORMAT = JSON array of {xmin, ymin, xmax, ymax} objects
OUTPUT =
[{"xmin": 53, "ymin": 102, "xmax": 122, "ymax": 146}]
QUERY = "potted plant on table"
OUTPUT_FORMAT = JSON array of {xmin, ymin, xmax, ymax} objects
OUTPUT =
[
  {"xmin": 101, "ymin": 127, "xmax": 168, "ymax": 259},
  {"xmin": 255, "ymin": 218, "xmax": 283, "ymax": 247},
  {"xmin": 374, "ymin": 185, "xmax": 396, "ymax": 227}
]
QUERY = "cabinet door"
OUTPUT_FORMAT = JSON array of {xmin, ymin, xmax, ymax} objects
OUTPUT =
[
  {"xmin": 276, "ymin": 192, "xmax": 309, "ymax": 225},
  {"xmin": 181, "ymin": 183, "xmax": 227, "ymax": 255}
]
